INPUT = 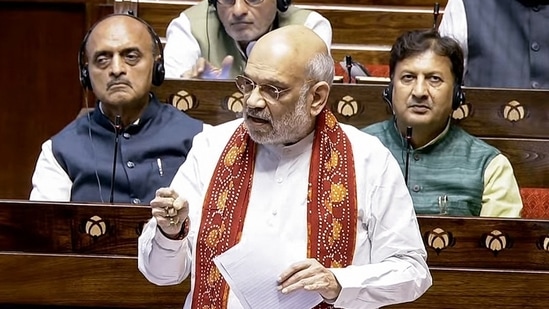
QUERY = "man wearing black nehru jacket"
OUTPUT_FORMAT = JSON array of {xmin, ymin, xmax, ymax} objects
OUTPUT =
[{"xmin": 29, "ymin": 14, "xmax": 205, "ymax": 205}]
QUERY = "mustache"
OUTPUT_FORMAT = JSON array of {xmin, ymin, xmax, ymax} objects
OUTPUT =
[
  {"xmin": 407, "ymin": 98, "xmax": 431, "ymax": 108},
  {"xmin": 408, "ymin": 102, "xmax": 431, "ymax": 108},
  {"xmin": 230, "ymin": 16, "xmax": 251, "ymax": 22},
  {"xmin": 107, "ymin": 79, "xmax": 131, "ymax": 89},
  {"xmin": 245, "ymin": 108, "xmax": 271, "ymax": 121}
]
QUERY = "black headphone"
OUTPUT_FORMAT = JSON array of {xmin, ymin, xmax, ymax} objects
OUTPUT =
[
  {"xmin": 208, "ymin": 0, "xmax": 291, "ymax": 12},
  {"xmin": 78, "ymin": 12, "xmax": 165, "ymax": 90},
  {"xmin": 382, "ymin": 81, "xmax": 465, "ymax": 112}
]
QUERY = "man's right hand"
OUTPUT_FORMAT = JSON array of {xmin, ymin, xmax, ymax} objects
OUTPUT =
[
  {"xmin": 181, "ymin": 55, "xmax": 234, "ymax": 79},
  {"xmin": 151, "ymin": 187, "xmax": 189, "ymax": 237}
]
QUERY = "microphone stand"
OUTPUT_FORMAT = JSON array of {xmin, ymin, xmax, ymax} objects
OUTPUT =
[
  {"xmin": 109, "ymin": 115, "xmax": 122, "ymax": 204},
  {"xmin": 404, "ymin": 126, "xmax": 413, "ymax": 185},
  {"xmin": 345, "ymin": 55, "xmax": 353, "ymax": 83},
  {"xmin": 433, "ymin": 2, "xmax": 440, "ymax": 29}
]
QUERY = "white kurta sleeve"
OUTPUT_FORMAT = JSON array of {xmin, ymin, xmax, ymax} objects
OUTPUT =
[
  {"xmin": 332, "ymin": 150, "xmax": 432, "ymax": 308},
  {"xmin": 303, "ymin": 11, "xmax": 333, "ymax": 50},
  {"xmin": 163, "ymin": 13, "xmax": 202, "ymax": 79},
  {"xmin": 138, "ymin": 129, "xmax": 211, "ymax": 286},
  {"xmin": 29, "ymin": 139, "xmax": 72, "ymax": 202},
  {"xmin": 137, "ymin": 217, "xmax": 193, "ymax": 285},
  {"xmin": 438, "ymin": 0, "xmax": 469, "ymax": 71}
]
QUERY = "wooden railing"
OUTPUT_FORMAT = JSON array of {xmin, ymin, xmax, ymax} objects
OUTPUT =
[
  {"xmin": 1, "ymin": 200, "xmax": 548, "ymax": 308},
  {"xmin": 153, "ymin": 79, "xmax": 549, "ymax": 189}
]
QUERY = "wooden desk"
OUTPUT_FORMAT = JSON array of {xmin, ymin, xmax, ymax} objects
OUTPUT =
[
  {"xmin": 1, "ymin": 200, "xmax": 549, "ymax": 308},
  {"xmin": 0, "ymin": 200, "xmax": 185, "ymax": 308}
]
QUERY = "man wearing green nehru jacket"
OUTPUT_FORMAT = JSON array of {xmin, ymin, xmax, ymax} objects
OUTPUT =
[{"xmin": 362, "ymin": 29, "xmax": 523, "ymax": 217}]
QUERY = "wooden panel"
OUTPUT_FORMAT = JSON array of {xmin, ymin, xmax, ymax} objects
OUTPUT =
[
  {"xmin": 6, "ymin": 255, "xmax": 546, "ymax": 308},
  {"xmin": 136, "ymin": 2, "xmax": 187, "ymax": 37},
  {"xmin": 331, "ymin": 46, "xmax": 390, "ymax": 66},
  {"xmin": 0, "ymin": 253, "xmax": 187, "ymax": 308},
  {"xmin": 484, "ymin": 139, "xmax": 549, "ymax": 188},
  {"xmin": 459, "ymin": 88, "xmax": 549, "ymax": 138},
  {"xmin": 418, "ymin": 215, "xmax": 549, "ymax": 270},
  {"xmin": 0, "ymin": 2, "xmax": 86, "ymax": 200},
  {"xmin": 154, "ymin": 80, "xmax": 549, "ymax": 189},
  {"xmin": 155, "ymin": 80, "xmax": 549, "ymax": 138},
  {"xmin": 154, "ymin": 79, "xmax": 243, "ymax": 125},
  {"xmin": 388, "ymin": 268, "xmax": 549, "ymax": 308},
  {"xmin": 300, "ymin": 5, "xmax": 438, "ymax": 46},
  {"xmin": 0, "ymin": 0, "xmax": 113, "ymax": 201},
  {"xmin": 2, "ymin": 201, "xmax": 549, "ymax": 308},
  {"xmin": 0, "ymin": 200, "xmax": 151, "ymax": 255}
]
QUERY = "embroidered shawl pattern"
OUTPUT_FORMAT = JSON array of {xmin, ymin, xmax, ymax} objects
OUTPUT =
[{"xmin": 192, "ymin": 109, "xmax": 357, "ymax": 309}]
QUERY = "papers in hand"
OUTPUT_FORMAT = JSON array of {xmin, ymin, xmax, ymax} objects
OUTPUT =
[{"xmin": 213, "ymin": 234, "xmax": 323, "ymax": 309}]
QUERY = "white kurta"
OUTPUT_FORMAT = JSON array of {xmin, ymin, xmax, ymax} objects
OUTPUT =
[
  {"xmin": 438, "ymin": 0, "xmax": 469, "ymax": 70},
  {"xmin": 138, "ymin": 119, "xmax": 432, "ymax": 309}
]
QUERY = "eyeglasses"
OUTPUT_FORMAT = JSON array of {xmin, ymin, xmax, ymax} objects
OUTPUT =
[
  {"xmin": 217, "ymin": 0, "xmax": 265, "ymax": 6},
  {"xmin": 235, "ymin": 75, "xmax": 292, "ymax": 101}
]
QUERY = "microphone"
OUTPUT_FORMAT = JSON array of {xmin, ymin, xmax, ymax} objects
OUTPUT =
[
  {"xmin": 345, "ymin": 55, "xmax": 353, "ymax": 83},
  {"xmin": 433, "ymin": 2, "xmax": 440, "ymax": 29},
  {"xmin": 109, "ymin": 115, "xmax": 122, "ymax": 204},
  {"xmin": 339, "ymin": 56, "xmax": 371, "ymax": 83},
  {"xmin": 404, "ymin": 126, "xmax": 413, "ymax": 185}
]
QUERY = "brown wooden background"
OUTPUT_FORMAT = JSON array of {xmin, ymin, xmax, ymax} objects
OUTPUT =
[{"xmin": 0, "ymin": 0, "xmax": 114, "ymax": 200}]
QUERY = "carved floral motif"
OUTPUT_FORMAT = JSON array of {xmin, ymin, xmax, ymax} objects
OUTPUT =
[
  {"xmin": 481, "ymin": 230, "xmax": 513, "ymax": 256},
  {"xmin": 424, "ymin": 227, "xmax": 456, "ymax": 255}
]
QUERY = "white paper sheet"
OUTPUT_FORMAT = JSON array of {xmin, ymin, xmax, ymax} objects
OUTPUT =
[{"xmin": 213, "ymin": 233, "xmax": 323, "ymax": 309}]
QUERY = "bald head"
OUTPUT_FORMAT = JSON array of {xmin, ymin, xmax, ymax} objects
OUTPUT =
[
  {"xmin": 85, "ymin": 15, "xmax": 157, "ymax": 59},
  {"xmin": 241, "ymin": 25, "xmax": 333, "ymax": 145},
  {"xmin": 247, "ymin": 25, "xmax": 330, "ymax": 80},
  {"xmin": 251, "ymin": 24, "xmax": 328, "ymax": 57}
]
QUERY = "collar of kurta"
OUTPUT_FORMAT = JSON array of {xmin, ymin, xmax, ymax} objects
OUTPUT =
[
  {"xmin": 390, "ymin": 116, "xmax": 453, "ymax": 151},
  {"xmin": 92, "ymin": 92, "xmax": 160, "ymax": 134},
  {"xmin": 192, "ymin": 108, "xmax": 358, "ymax": 309}
]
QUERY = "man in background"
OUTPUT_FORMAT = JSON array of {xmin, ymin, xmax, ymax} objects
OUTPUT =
[
  {"xmin": 163, "ymin": 0, "xmax": 332, "ymax": 79},
  {"xmin": 439, "ymin": 0, "xmax": 549, "ymax": 88},
  {"xmin": 363, "ymin": 29, "xmax": 523, "ymax": 217},
  {"xmin": 30, "ymin": 14, "xmax": 205, "ymax": 204}
]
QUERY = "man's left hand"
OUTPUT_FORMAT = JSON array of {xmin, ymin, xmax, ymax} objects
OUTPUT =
[{"xmin": 277, "ymin": 258, "xmax": 341, "ymax": 301}]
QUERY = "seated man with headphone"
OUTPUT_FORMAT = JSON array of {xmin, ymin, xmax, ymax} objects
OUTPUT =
[
  {"xmin": 362, "ymin": 29, "xmax": 523, "ymax": 217},
  {"xmin": 164, "ymin": 0, "xmax": 332, "ymax": 79},
  {"xmin": 29, "ymin": 13, "xmax": 206, "ymax": 205}
]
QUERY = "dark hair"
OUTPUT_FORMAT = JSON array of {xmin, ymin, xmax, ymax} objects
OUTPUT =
[{"xmin": 389, "ymin": 29, "xmax": 464, "ymax": 86}]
